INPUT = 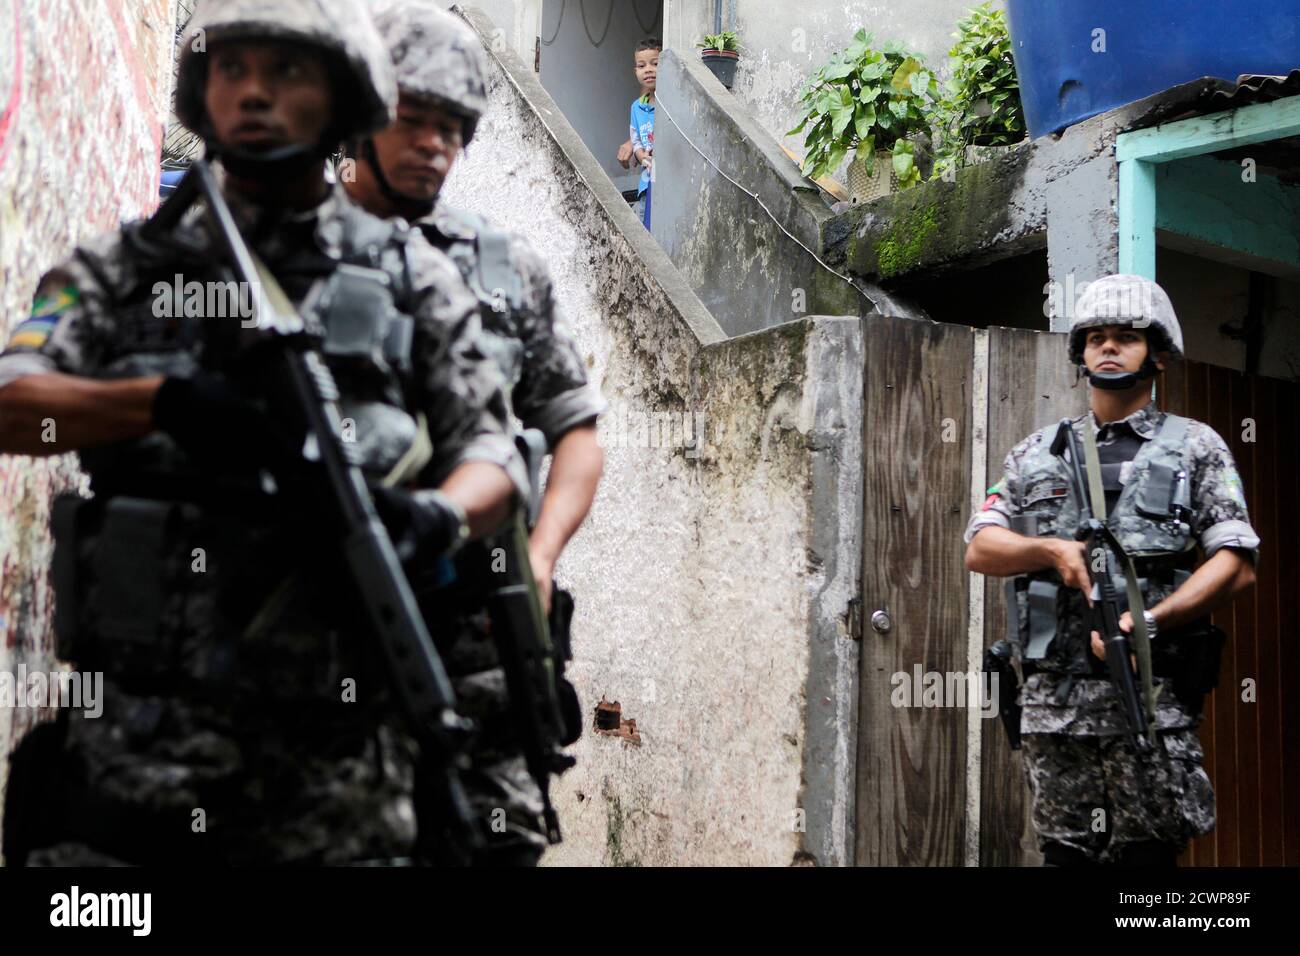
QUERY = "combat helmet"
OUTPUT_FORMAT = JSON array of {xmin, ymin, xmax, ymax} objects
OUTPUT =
[
  {"xmin": 174, "ymin": 0, "xmax": 397, "ymax": 171},
  {"xmin": 1068, "ymin": 274, "xmax": 1184, "ymax": 389},
  {"xmin": 372, "ymin": 1, "xmax": 489, "ymax": 145}
]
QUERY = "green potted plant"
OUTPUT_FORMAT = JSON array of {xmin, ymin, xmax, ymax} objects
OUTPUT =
[
  {"xmin": 789, "ymin": 30, "xmax": 937, "ymax": 202},
  {"xmin": 931, "ymin": 3, "xmax": 1026, "ymax": 179},
  {"xmin": 698, "ymin": 31, "xmax": 741, "ymax": 89}
]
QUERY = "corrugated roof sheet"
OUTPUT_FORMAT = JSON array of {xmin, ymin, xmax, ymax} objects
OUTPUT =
[{"xmin": 1206, "ymin": 70, "xmax": 1300, "ymax": 109}]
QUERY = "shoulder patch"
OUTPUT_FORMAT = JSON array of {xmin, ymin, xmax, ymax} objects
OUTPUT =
[
  {"xmin": 6, "ymin": 285, "xmax": 79, "ymax": 350},
  {"xmin": 1220, "ymin": 467, "xmax": 1247, "ymax": 509}
]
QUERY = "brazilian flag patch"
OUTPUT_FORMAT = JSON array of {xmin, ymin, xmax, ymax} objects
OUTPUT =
[
  {"xmin": 6, "ymin": 284, "xmax": 79, "ymax": 351},
  {"xmin": 981, "ymin": 479, "xmax": 1006, "ymax": 511}
]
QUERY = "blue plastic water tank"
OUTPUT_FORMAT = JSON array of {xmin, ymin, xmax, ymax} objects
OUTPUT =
[{"xmin": 1006, "ymin": 0, "xmax": 1300, "ymax": 137}]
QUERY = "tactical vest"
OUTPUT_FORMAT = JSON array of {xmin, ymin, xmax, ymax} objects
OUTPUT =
[
  {"xmin": 1006, "ymin": 412, "xmax": 1196, "ymax": 675},
  {"xmin": 421, "ymin": 205, "xmax": 525, "ymax": 396},
  {"xmin": 53, "ymin": 201, "xmax": 426, "ymax": 699}
]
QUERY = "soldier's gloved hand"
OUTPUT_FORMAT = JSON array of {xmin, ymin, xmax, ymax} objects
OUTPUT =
[
  {"xmin": 370, "ymin": 485, "xmax": 469, "ymax": 565},
  {"xmin": 152, "ymin": 373, "xmax": 288, "ymax": 470}
]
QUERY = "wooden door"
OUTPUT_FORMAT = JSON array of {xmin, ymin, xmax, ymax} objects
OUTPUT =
[{"xmin": 856, "ymin": 315, "xmax": 975, "ymax": 866}]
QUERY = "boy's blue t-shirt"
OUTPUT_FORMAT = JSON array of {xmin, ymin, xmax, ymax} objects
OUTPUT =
[{"xmin": 629, "ymin": 95, "xmax": 655, "ymax": 195}]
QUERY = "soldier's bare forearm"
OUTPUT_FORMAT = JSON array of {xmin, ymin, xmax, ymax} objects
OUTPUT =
[
  {"xmin": 529, "ymin": 423, "xmax": 603, "ymax": 569},
  {"xmin": 0, "ymin": 373, "xmax": 162, "ymax": 456},
  {"xmin": 1150, "ymin": 547, "xmax": 1256, "ymax": 631},
  {"xmin": 965, "ymin": 525, "xmax": 1061, "ymax": 577},
  {"xmin": 438, "ymin": 459, "xmax": 516, "ymax": 538}
]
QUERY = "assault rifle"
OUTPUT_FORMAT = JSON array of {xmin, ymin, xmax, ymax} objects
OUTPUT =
[
  {"xmin": 1050, "ymin": 419, "xmax": 1158, "ymax": 752},
  {"xmin": 483, "ymin": 508, "xmax": 577, "ymax": 844}
]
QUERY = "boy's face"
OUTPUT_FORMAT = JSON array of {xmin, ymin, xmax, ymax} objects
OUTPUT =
[
  {"xmin": 369, "ymin": 93, "xmax": 464, "ymax": 201},
  {"xmin": 204, "ymin": 40, "xmax": 333, "ymax": 151},
  {"xmin": 634, "ymin": 48, "xmax": 660, "ymax": 92}
]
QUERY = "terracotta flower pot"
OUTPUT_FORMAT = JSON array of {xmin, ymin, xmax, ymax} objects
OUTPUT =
[{"xmin": 701, "ymin": 49, "xmax": 740, "ymax": 89}]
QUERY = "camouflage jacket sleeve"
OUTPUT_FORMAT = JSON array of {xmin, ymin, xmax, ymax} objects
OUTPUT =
[
  {"xmin": 506, "ymin": 234, "xmax": 606, "ymax": 445},
  {"xmin": 1186, "ymin": 420, "xmax": 1260, "ymax": 561},
  {"xmin": 964, "ymin": 434, "xmax": 1032, "ymax": 544},
  {"xmin": 401, "ymin": 231, "xmax": 527, "ymax": 495},
  {"xmin": 0, "ymin": 233, "xmax": 127, "ymax": 388}
]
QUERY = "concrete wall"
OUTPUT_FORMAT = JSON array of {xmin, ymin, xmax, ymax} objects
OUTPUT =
[
  {"xmin": 1158, "ymin": 249, "xmax": 1300, "ymax": 381},
  {"xmin": 653, "ymin": 48, "xmax": 865, "ymax": 336},
  {"xmin": 538, "ymin": 0, "xmax": 661, "ymax": 195},
  {"xmin": 453, "ymin": 0, "xmax": 541, "ymax": 60},
  {"xmin": 824, "ymin": 78, "xmax": 1300, "ymax": 382},
  {"xmin": 476, "ymin": 0, "xmax": 1001, "ymax": 179},
  {"xmin": 663, "ymin": 0, "xmax": 1004, "ymax": 170},
  {"xmin": 449, "ymin": 5, "xmax": 863, "ymax": 865},
  {"xmin": 0, "ymin": 0, "xmax": 177, "ymax": 816}
]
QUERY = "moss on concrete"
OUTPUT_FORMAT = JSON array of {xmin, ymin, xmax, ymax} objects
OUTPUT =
[
  {"xmin": 827, "ymin": 145, "xmax": 1032, "ymax": 281},
  {"xmin": 874, "ymin": 203, "xmax": 941, "ymax": 280}
]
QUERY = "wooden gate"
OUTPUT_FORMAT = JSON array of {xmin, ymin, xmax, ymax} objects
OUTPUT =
[
  {"xmin": 1161, "ymin": 361, "xmax": 1300, "ymax": 866},
  {"xmin": 856, "ymin": 315, "xmax": 976, "ymax": 866},
  {"xmin": 857, "ymin": 316, "xmax": 1299, "ymax": 866}
]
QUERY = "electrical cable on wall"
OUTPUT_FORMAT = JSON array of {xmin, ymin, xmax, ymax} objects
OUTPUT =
[
  {"xmin": 543, "ymin": 1, "xmax": 658, "ymax": 49},
  {"xmin": 539, "ymin": 0, "xmax": 564, "ymax": 46},
  {"xmin": 653, "ymin": 92, "xmax": 862, "ymax": 295},
  {"xmin": 579, "ymin": 0, "xmax": 615, "ymax": 48},
  {"xmin": 632, "ymin": 0, "xmax": 661, "ymax": 35}
]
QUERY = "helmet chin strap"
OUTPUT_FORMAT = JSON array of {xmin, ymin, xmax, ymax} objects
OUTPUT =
[
  {"xmin": 1084, "ymin": 355, "xmax": 1160, "ymax": 390},
  {"xmin": 205, "ymin": 138, "xmax": 332, "ymax": 186},
  {"xmin": 359, "ymin": 139, "xmax": 437, "ymax": 218}
]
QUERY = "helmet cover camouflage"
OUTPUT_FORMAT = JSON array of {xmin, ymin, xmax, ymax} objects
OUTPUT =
[
  {"xmin": 175, "ymin": 0, "xmax": 397, "ymax": 144},
  {"xmin": 372, "ymin": 0, "xmax": 488, "ymax": 141},
  {"xmin": 1068, "ymin": 274, "xmax": 1185, "ymax": 364}
]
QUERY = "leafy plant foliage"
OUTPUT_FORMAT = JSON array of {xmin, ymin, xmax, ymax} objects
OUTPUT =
[
  {"xmin": 698, "ymin": 31, "xmax": 741, "ymax": 53},
  {"xmin": 931, "ymin": 3, "xmax": 1025, "ymax": 177},
  {"xmin": 788, "ymin": 30, "xmax": 938, "ymax": 189}
]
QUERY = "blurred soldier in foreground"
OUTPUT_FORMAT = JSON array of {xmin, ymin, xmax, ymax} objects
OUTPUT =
[
  {"xmin": 0, "ymin": 0, "xmax": 524, "ymax": 865},
  {"xmin": 345, "ymin": 1, "xmax": 605, "ymax": 865}
]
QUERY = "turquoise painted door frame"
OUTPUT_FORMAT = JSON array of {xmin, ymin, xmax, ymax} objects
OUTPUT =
[{"xmin": 1115, "ymin": 95, "xmax": 1300, "ymax": 278}]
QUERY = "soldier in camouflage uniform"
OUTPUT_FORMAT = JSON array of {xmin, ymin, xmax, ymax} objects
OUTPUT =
[
  {"xmin": 965, "ymin": 274, "xmax": 1258, "ymax": 866},
  {"xmin": 343, "ymin": 1, "xmax": 606, "ymax": 866},
  {"xmin": 0, "ymin": 0, "xmax": 526, "ymax": 865}
]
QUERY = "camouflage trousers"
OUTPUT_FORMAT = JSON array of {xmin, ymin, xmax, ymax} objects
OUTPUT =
[
  {"xmin": 8, "ymin": 679, "xmax": 421, "ymax": 866},
  {"xmin": 443, "ymin": 647, "xmax": 549, "ymax": 867},
  {"xmin": 8, "ymin": 672, "xmax": 550, "ymax": 867},
  {"xmin": 1021, "ymin": 727, "xmax": 1216, "ymax": 863}
]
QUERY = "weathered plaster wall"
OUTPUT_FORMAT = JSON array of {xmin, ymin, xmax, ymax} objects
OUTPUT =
[
  {"xmin": 653, "ymin": 48, "xmax": 865, "ymax": 336},
  {"xmin": 474, "ymin": 0, "xmax": 999, "ymax": 185},
  {"xmin": 663, "ymin": 0, "xmax": 1004, "ymax": 167},
  {"xmin": 0, "ymin": 0, "xmax": 176, "ymax": 819},
  {"xmin": 448, "ymin": 5, "xmax": 863, "ymax": 865},
  {"xmin": 451, "ymin": 0, "xmax": 542, "ymax": 60}
]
